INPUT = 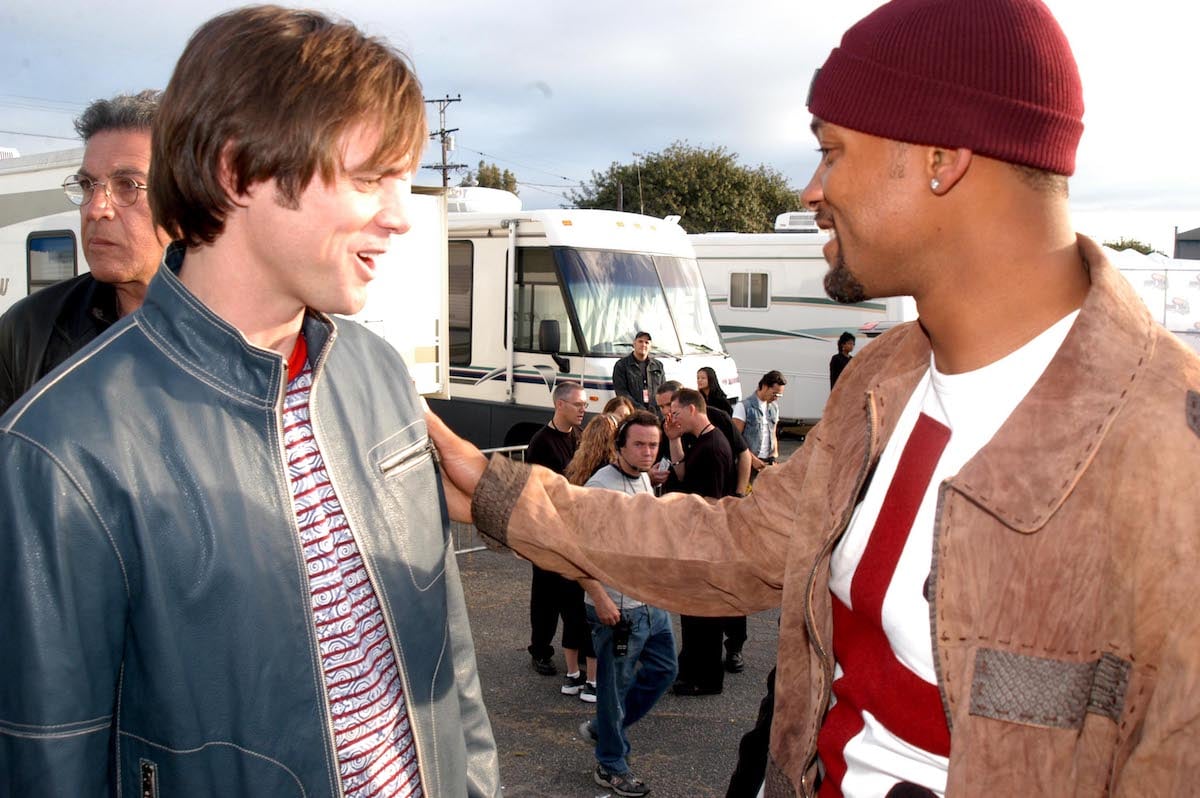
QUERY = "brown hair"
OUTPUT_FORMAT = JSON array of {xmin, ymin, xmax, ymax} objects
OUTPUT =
[
  {"xmin": 565, "ymin": 414, "xmax": 620, "ymax": 486},
  {"xmin": 151, "ymin": 5, "xmax": 426, "ymax": 246},
  {"xmin": 602, "ymin": 395, "xmax": 635, "ymax": 418},
  {"xmin": 674, "ymin": 387, "xmax": 707, "ymax": 415}
]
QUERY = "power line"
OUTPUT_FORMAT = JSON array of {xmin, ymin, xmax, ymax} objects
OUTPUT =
[
  {"xmin": 0, "ymin": 94, "xmax": 85, "ymax": 114},
  {"xmin": 0, "ymin": 128, "xmax": 78, "ymax": 141},
  {"xmin": 456, "ymin": 144, "xmax": 578, "ymax": 184}
]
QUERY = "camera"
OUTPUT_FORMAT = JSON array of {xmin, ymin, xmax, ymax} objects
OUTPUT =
[{"xmin": 612, "ymin": 616, "xmax": 632, "ymax": 657}]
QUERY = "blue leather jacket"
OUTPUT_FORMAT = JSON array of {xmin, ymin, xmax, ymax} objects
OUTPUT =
[{"xmin": 0, "ymin": 244, "xmax": 500, "ymax": 797}]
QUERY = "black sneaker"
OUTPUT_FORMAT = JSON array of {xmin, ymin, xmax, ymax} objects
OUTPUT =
[
  {"xmin": 531, "ymin": 656, "xmax": 557, "ymax": 676},
  {"xmin": 594, "ymin": 765, "xmax": 650, "ymax": 797},
  {"xmin": 579, "ymin": 680, "xmax": 597, "ymax": 703},
  {"xmin": 672, "ymin": 680, "xmax": 722, "ymax": 696},
  {"xmin": 561, "ymin": 672, "xmax": 586, "ymax": 695},
  {"xmin": 725, "ymin": 652, "xmax": 745, "ymax": 673}
]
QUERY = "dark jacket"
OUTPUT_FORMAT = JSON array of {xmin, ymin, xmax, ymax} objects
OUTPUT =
[
  {"xmin": 612, "ymin": 351, "xmax": 665, "ymax": 413},
  {"xmin": 0, "ymin": 244, "xmax": 500, "ymax": 797},
  {"xmin": 0, "ymin": 273, "xmax": 118, "ymax": 414}
]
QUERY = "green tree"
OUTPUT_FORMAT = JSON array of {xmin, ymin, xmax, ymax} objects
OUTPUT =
[
  {"xmin": 1103, "ymin": 237, "xmax": 1161, "ymax": 256},
  {"xmin": 462, "ymin": 160, "xmax": 518, "ymax": 195},
  {"xmin": 568, "ymin": 141, "xmax": 800, "ymax": 233}
]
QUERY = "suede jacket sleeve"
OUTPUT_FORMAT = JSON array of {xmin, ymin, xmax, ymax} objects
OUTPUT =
[{"xmin": 471, "ymin": 444, "xmax": 818, "ymax": 617}]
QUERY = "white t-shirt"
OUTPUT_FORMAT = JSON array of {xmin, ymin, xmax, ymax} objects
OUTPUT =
[
  {"xmin": 825, "ymin": 311, "xmax": 1078, "ymax": 797},
  {"xmin": 582, "ymin": 463, "xmax": 652, "ymax": 609},
  {"xmin": 732, "ymin": 397, "xmax": 774, "ymax": 457}
]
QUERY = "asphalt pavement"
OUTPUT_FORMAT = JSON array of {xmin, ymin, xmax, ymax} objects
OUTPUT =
[{"xmin": 455, "ymin": 436, "xmax": 801, "ymax": 798}]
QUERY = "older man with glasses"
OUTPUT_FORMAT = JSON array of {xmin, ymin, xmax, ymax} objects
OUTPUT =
[{"xmin": 0, "ymin": 90, "xmax": 168, "ymax": 414}]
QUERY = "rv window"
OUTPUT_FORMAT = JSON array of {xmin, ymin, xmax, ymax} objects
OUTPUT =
[
  {"xmin": 514, "ymin": 248, "xmax": 578, "ymax": 354},
  {"xmin": 27, "ymin": 230, "xmax": 78, "ymax": 292},
  {"xmin": 730, "ymin": 272, "xmax": 769, "ymax": 309},
  {"xmin": 448, "ymin": 241, "xmax": 473, "ymax": 366}
]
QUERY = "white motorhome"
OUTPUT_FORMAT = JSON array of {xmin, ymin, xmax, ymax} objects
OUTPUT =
[
  {"xmin": 0, "ymin": 148, "xmax": 87, "ymax": 314},
  {"xmin": 0, "ymin": 166, "xmax": 739, "ymax": 445},
  {"xmin": 691, "ymin": 214, "xmax": 914, "ymax": 425},
  {"xmin": 429, "ymin": 187, "xmax": 740, "ymax": 448}
]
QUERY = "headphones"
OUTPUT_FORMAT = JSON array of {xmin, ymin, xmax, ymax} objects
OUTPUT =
[{"xmin": 615, "ymin": 412, "xmax": 658, "ymax": 449}]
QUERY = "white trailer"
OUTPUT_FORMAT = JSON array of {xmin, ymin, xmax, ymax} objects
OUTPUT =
[
  {"xmin": 691, "ymin": 221, "xmax": 914, "ymax": 425},
  {"xmin": 0, "ymin": 169, "xmax": 740, "ymax": 444},
  {"xmin": 0, "ymin": 148, "xmax": 87, "ymax": 314},
  {"xmin": 429, "ymin": 187, "xmax": 740, "ymax": 448},
  {"xmin": 1107, "ymin": 246, "xmax": 1200, "ymax": 354}
]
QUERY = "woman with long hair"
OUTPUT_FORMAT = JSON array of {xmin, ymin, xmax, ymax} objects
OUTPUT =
[
  {"xmin": 696, "ymin": 366, "xmax": 732, "ymax": 414},
  {"xmin": 565, "ymin": 413, "xmax": 620, "ymax": 486}
]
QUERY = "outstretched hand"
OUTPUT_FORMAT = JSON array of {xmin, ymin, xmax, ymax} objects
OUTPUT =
[{"xmin": 424, "ymin": 405, "xmax": 488, "ymax": 523}]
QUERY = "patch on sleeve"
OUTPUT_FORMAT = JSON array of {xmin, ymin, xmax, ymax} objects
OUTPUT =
[
  {"xmin": 1188, "ymin": 390, "xmax": 1200, "ymax": 439},
  {"xmin": 470, "ymin": 453, "xmax": 531, "ymax": 547},
  {"xmin": 969, "ymin": 648, "xmax": 1131, "ymax": 729}
]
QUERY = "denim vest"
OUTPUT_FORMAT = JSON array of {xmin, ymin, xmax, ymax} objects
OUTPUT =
[{"xmin": 740, "ymin": 393, "xmax": 779, "ymax": 457}]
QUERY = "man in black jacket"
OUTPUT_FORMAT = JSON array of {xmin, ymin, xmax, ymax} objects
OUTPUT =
[
  {"xmin": 611, "ymin": 330, "xmax": 664, "ymax": 414},
  {"xmin": 0, "ymin": 90, "xmax": 168, "ymax": 414}
]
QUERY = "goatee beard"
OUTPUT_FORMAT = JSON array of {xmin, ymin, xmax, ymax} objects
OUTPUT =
[{"xmin": 824, "ymin": 251, "xmax": 867, "ymax": 304}]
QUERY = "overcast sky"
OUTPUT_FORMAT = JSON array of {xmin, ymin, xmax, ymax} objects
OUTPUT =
[{"xmin": 2, "ymin": 0, "xmax": 1197, "ymax": 252}]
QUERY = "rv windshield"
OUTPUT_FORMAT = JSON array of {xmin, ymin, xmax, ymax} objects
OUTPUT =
[
  {"xmin": 554, "ymin": 247, "xmax": 725, "ymax": 356},
  {"xmin": 655, "ymin": 255, "xmax": 725, "ymax": 355}
]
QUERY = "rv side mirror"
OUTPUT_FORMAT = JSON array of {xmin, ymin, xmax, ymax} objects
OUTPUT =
[
  {"xmin": 538, "ymin": 319, "xmax": 561, "ymax": 353},
  {"xmin": 537, "ymin": 319, "xmax": 570, "ymax": 373}
]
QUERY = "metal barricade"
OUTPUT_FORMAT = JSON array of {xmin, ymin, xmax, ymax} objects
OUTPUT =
[{"xmin": 452, "ymin": 444, "xmax": 527, "ymax": 554}]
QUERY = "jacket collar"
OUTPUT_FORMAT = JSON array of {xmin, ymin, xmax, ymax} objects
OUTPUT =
[
  {"xmin": 946, "ymin": 236, "xmax": 1154, "ymax": 532},
  {"xmin": 136, "ymin": 242, "xmax": 336, "ymax": 408}
]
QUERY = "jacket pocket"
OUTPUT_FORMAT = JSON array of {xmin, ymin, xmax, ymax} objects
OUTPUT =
[{"xmin": 370, "ymin": 421, "xmax": 448, "ymax": 592}]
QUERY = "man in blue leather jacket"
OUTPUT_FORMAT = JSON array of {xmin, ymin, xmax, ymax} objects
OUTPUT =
[{"xmin": 0, "ymin": 7, "xmax": 499, "ymax": 796}]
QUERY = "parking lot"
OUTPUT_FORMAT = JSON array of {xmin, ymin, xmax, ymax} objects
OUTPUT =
[
  {"xmin": 456, "ymin": 435, "xmax": 800, "ymax": 797},
  {"xmin": 458, "ymin": 547, "xmax": 781, "ymax": 797}
]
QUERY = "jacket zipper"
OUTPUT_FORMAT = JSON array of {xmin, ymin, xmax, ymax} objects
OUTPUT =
[
  {"xmin": 798, "ymin": 390, "xmax": 879, "ymax": 797},
  {"xmin": 378, "ymin": 437, "xmax": 436, "ymax": 477},
  {"xmin": 304, "ymin": 338, "xmax": 433, "ymax": 796},
  {"xmin": 274, "ymin": 338, "xmax": 346, "ymax": 798}
]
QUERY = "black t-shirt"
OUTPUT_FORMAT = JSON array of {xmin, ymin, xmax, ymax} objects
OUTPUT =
[
  {"xmin": 663, "ymin": 408, "xmax": 746, "ymax": 495},
  {"xmin": 680, "ymin": 428, "xmax": 733, "ymax": 499},
  {"xmin": 830, "ymin": 352, "xmax": 852, "ymax": 388},
  {"xmin": 525, "ymin": 423, "xmax": 580, "ymax": 474}
]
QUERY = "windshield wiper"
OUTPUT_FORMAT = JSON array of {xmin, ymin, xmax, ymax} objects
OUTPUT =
[{"xmin": 685, "ymin": 341, "xmax": 715, "ymax": 353}]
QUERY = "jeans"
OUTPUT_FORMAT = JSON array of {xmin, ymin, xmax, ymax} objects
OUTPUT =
[{"xmin": 586, "ymin": 602, "xmax": 678, "ymax": 774}]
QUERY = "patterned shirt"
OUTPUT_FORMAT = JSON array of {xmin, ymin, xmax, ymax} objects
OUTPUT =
[{"xmin": 283, "ymin": 336, "xmax": 422, "ymax": 798}]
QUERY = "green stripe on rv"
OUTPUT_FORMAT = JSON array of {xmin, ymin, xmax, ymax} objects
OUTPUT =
[
  {"xmin": 720, "ymin": 325, "xmax": 850, "ymax": 342},
  {"xmin": 709, "ymin": 296, "xmax": 886, "ymax": 311}
]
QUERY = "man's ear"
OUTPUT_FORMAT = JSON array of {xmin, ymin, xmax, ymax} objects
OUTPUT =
[{"xmin": 928, "ymin": 147, "xmax": 973, "ymax": 195}]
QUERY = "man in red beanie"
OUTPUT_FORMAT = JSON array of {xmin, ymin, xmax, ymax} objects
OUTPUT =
[{"xmin": 428, "ymin": 0, "xmax": 1200, "ymax": 795}]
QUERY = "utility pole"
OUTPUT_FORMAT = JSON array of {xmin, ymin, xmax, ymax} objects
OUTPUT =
[{"xmin": 423, "ymin": 95, "xmax": 467, "ymax": 188}]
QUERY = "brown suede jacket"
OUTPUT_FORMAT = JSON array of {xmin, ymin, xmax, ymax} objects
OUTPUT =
[{"xmin": 471, "ymin": 236, "xmax": 1200, "ymax": 796}]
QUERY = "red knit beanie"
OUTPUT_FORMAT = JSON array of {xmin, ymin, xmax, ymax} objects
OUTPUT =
[{"xmin": 808, "ymin": 0, "xmax": 1084, "ymax": 175}]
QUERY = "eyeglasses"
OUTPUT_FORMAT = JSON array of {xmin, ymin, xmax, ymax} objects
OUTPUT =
[{"xmin": 62, "ymin": 174, "xmax": 148, "ymax": 207}]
